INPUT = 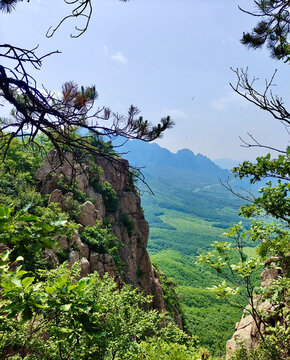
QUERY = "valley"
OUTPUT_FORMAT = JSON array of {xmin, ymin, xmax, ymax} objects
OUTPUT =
[{"xmin": 121, "ymin": 139, "xmax": 257, "ymax": 354}]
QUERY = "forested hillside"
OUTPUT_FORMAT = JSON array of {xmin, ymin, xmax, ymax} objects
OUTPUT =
[
  {"xmin": 121, "ymin": 140, "xmax": 257, "ymax": 353},
  {"xmin": 0, "ymin": 137, "xmax": 208, "ymax": 359},
  {"xmin": 0, "ymin": 0, "xmax": 289, "ymax": 359}
]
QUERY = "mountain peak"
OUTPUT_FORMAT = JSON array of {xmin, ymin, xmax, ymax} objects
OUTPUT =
[{"xmin": 176, "ymin": 148, "xmax": 194, "ymax": 156}]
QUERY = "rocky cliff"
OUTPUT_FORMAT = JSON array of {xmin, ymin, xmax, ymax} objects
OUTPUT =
[
  {"xmin": 36, "ymin": 149, "xmax": 179, "ymax": 320},
  {"xmin": 226, "ymin": 257, "xmax": 288, "ymax": 358}
]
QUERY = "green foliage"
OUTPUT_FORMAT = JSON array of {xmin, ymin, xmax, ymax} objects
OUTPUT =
[
  {"xmin": 64, "ymin": 193, "xmax": 82, "ymax": 221},
  {"xmin": 80, "ymin": 223, "xmax": 123, "ymax": 270},
  {"xmin": 0, "ymin": 138, "xmax": 45, "ymax": 210},
  {"xmin": 151, "ymin": 250, "xmax": 245, "ymax": 355},
  {"xmin": 233, "ymin": 153, "xmax": 290, "ymax": 183},
  {"xmin": 233, "ymin": 153, "xmax": 290, "ymax": 223},
  {"xmin": 56, "ymin": 246, "xmax": 70, "ymax": 264},
  {"xmin": 100, "ymin": 181, "xmax": 119, "ymax": 212},
  {"xmin": 121, "ymin": 214, "xmax": 135, "ymax": 237},
  {"xmin": 197, "ymin": 223, "xmax": 264, "ymax": 302},
  {"xmin": 56, "ymin": 174, "xmax": 89, "ymax": 204},
  {"xmin": 240, "ymin": 0, "xmax": 290, "ymax": 62},
  {"xmin": 0, "ymin": 254, "xmax": 199, "ymax": 360},
  {"xmin": 0, "ymin": 204, "xmax": 71, "ymax": 273},
  {"xmin": 124, "ymin": 338, "xmax": 200, "ymax": 360},
  {"xmin": 88, "ymin": 162, "xmax": 104, "ymax": 189},
  {"xmin": 153, "ymin": 263, "xmax": 182, "ymax": 319},
  {"xmin": 86, "ymin": 133, "xmax": 117, "ymax": 157},
  {"xmin": 88, "ymin": 164, "xmax": 118, "ymax": 212},
  {"xmin": 199, "ymin": 144, "xmax": 290, "ymax": 357}
]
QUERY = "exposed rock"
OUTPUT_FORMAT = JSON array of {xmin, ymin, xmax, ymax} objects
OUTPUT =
[
  {"xmin": 37, "ymin": 149, "xmax": 172, "ymax": 322},
  {"xmin": 48, "ymin": 189, "xmax": 66, "ymax": 211},
  {"xmin": 119, "ymin": 192, "xmax": 139, "ymax": 215},
  {"xmin": 84, "ymin": 185, "xmax": 106, "ymax": 218},
  {"xmin": 226, "ymin": 312, "xmax": 261, "ymax": 358},
  {"xmin": 44, "ymin": 249, "xmax": 59, "ymax": 268},
  {"xmin": 261, "ymin": 267, "xmax": 280, "ymax": 287},
  {"xmin": 226, "ymin": 263, "xmax": 286, "ymax": 359},
  {"xmin": 80, "ymin": 257, "xmax": 90, "ymax": 277},
  {"xmin": 93, "ymin": 155, "xmax": 129, "ymax": 192},
  {"xmin": 171, "ymin": 305, "xmax": 184, "ymax": 330},
  {"xmin": 78, "ymin": 201, "xmax": 97, "ymax": 227},
  {"xmin": 74, "ymin": 234, "xmax": 90, "ymax": 259},
  {"xmin": 36, "ymin": 150, "xmax": 90, "ymax": 194},
  {"xmin": 68, "ymin": 250, "xmax": 80, "ymax": 266},
  {"xmin": 150, "ymin": 267, "xmax": 166, "ymax": 311},
  {"xmin": 0, "ymin": 243, "xmax": 9, "ymax": 254},
  {"xmin": 58, "ymin": 237, "xmax": 68, "ymax": 248},
  {"xmin": 90, "ymin": 252, "xmax": 123, "ymax": 287}
]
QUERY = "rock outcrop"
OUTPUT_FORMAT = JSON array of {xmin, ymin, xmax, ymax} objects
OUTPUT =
[
  {"xmin": 36, "ymin": 150, "xmax": 175, "ymax": 317},
  {"xmin": 226, "ymin": 258, "xmax": 287, "ymax": 358}
]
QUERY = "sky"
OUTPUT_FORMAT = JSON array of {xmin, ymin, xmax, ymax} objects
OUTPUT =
[{"xmin": 0, "ymin": 0, "xmax": 289, "ymax": 161}]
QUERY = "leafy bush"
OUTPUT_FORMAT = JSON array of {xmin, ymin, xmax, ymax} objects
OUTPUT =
[
  {"xmin": 56, "ymin": 174, "xmax": 89, "ymax": 203},
  {"xmin": 0, "ymin": 138, "xmax": 46, "ymax": 211},
  {"xmin": 64, "ymin": 194, "xmax": 82, "ymax": 221},
  {"xmin": 0, "ymin": 204, "xmax": 71, "ymax": 273},
  {"xmin": 88, "ymin": 162, "xmax": 104, "ymax": 189},
  {"xmin": 0, "ymin": 256, "xmax": 199, "ymax": 360},
  {"xmin": 121, "ymin": 214, "xmax": 135, "ymax": 237},
  {"xmin": 124, "ymin": 337, "xmax": 200, "ymax": 360},
  {"xmin": 80, "ymin": 223, "xmax": 122, "ymax": 270},
  {"xmin": 100, "ymin": 181, "xmax": 118, "ymax": 212},
  {"xmin": 89, "ymin": 163, "xmax": 118, "ymax": 212},
  {"xmin": 56, "ymin": 246, "xmax": 70, "ymax": 264}
]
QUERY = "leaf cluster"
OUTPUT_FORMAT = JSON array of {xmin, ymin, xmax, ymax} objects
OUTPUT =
[
  {"xmin": 80, "ymin": 223, "xmax": 123, "ymax": 271},
  {"xmin": 0, "ymin": 251, "xmax": 199, "ymax": 360},
  {"xmin": 240, "ymin": 0, "xmax": 290, "ymax": 61}
]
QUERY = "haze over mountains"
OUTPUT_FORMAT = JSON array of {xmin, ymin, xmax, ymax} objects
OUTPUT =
[
  {"xmin": 213, "ymin": 158, "xmax": 242, "ymax": 170},
  {"xmin": 121, "ymin": 140, "xmax": 249, "ymax": 234},
  {"xmin": 119, "ymin": 140, "xmax": 257, "ymax": 353}
]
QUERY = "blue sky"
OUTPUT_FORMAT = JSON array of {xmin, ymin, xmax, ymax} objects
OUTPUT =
[{"xmin": 1, "ymin": 0, "xmax": 289, "ymax": 161}]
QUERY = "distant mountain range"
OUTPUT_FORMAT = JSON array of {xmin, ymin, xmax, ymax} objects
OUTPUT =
[
  {"xmin": 121, "ymin": 140, "xmax": 229, "ymax": 188},
  {"xmin": 118, "ymin": 140, "xmax": 253, "ymax": 353},
  {"xmin": 119, "ymin": 140, "xmax": 253, "ymax": 231}
]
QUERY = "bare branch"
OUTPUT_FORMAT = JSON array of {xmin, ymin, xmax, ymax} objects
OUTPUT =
[
  {"xmin": 46, "ymin": 0, "xmax": 129, "ymax": 38},
  {"xmin": 0, "ymin": 44, "xmax": 173, "ymax": 193},
  {"xmin": 239, "ymin": 133, "xmax": 287, "ymax": 154},
  {"xmin": 219, "ymin": 178, "xmax": 256, "ymax": 203},
  {"xmin": 230, "ymin": 68, "xmax": 290, "ymax": 127}
]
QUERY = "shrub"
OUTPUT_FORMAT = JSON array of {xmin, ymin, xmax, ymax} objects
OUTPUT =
[
  {"xmin": 80, "ymin": 223, "xmax": 123, "ymax": 270},
  {"xmin": 1, "ymin": 259, "xmax": 196, "ymax": 360},
  {"xmin": 56, "ymin": 174, "xmax": 89, "ymax": 203},
  {"xmin": 100, "ymin": 181, "xmax": 118, "ymax": 212},
  {"xmin": 89, "ymin": 163, "xmax": 118, "ymax": 212},
  {"xmin": 56, "ymin": 246, "xmax": 70, "ymax": 264},
  {"xmin": 121, "ymin": 214, "xmax": 135, "ymax": 237}
]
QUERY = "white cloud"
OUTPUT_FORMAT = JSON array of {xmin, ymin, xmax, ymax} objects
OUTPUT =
[
  {"xmin": 103, "ymin": 45, "xmax": 128, "ymax": 64},
  {"xmin": 111, "ymin": 51, "xmax": 128, "ymax": 64}
]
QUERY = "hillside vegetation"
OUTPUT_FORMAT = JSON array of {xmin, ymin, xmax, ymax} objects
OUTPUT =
[
  {"xmin": 121, "ymin": 140, "xmax": 258, "ymax": 354},
  {"xmin": 0, "ymin": 137, "xmax": 207, "ymax": 360}
]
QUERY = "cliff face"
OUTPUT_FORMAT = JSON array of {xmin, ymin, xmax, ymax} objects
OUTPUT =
[{"xmin": 36, "ymin": 150, "xmax": 169, "ymax": 313}]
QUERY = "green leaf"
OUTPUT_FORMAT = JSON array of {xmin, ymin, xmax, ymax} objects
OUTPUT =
[
  {"xmin": 45, "ymin": 286, "xmax": 56, "ymax": 294},
  {"xmin": 60, "ymin": 303, "xmax": 72, "ymax": 311},
  {"xmin": 22, "ymin": 203, "xmax": 32, "ymax": 212},
  {"xmin": 22, "ymin": 277, "xmax": 34, "ymax": 288}
]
